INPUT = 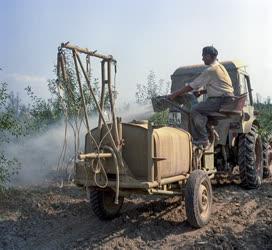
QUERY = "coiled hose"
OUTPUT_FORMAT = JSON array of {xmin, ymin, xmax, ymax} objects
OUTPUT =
[{"xmin": 102, "ymin": 146, "xmax": 120, "ymax": 205}]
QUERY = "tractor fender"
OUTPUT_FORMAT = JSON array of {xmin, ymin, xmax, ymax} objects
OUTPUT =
[
  {"xmin": 242, "ymin": 119, "xmax": 260, "ymax": 134},
  {"xmin": 241, "ymin": 105, "xmax": 259, "ymax": 134},
  {"xmin": 228, "ymin": 118, "xmax": 259, "ymax": 148}
]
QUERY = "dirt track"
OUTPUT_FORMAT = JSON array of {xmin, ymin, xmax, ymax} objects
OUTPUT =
[{"xmin": 1, "ymin": 178, "xmax": 272, "ymax": 250}]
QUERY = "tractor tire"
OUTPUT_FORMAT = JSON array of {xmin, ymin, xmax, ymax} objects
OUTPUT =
[
  {"xmin": 90, "ymin": 189, "xmax": 124, "ymax": 220},
  {"xmin": 185, "ymin": 170, "xmax": 212, "ymax": 228},
  {"xmin": 238, "ymin": 126, "xmax": 263, "ymax": 189},
  {"xmin": 263, "ymin": 140, "xmax": 272, "ymax": 178}
]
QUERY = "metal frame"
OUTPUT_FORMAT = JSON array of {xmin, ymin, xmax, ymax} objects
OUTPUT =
[
  {"xmin": 57, "ymin": 42, "xmax": 122, "ymax": 160},
  {"xmin": 57, "ymin": 42, "xmax": 128, "ymax": 203}
]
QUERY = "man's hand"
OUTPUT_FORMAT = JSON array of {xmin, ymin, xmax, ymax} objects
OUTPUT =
[
  {"xmin": 168, "ymin": 85, "xmax": 194, "ymax": 101},
  {"xmin": 193, "ymin": 91, "xmax": 202, "ymax": 98},
  {"xmin": 168, "ymin": 93, "xmax": 176, "ymax": 101},
  {"xmin": 193, "ymin": 89, "xmax": 207, "ymax": 98}
]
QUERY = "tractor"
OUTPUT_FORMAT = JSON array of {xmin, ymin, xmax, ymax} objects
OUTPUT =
[{"xmin": 167, "ymin": 60, "xmax": 271, "ymax": 185}]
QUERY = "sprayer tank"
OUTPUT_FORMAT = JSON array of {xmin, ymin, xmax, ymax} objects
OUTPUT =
[{"xmin": 84, "ymin": 123, "xmax": 192, "ymax": 182}]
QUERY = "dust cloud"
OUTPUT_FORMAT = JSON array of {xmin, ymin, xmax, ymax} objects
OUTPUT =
[
  {"xmin": 6, "ymin": 102, "xmax": 154, "ymax": 186},
  {"xmin": 6, "ymin": 121, "xmax": 80, "ymax": 186},
  {"xmin": 118, "ymin": 102, "xmax": 154, "ymax": 122}
]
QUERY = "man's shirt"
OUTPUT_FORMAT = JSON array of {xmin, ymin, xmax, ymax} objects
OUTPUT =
[{"xmin": 189, "ymin": 61, "xmax": 234, "ymax": 97}]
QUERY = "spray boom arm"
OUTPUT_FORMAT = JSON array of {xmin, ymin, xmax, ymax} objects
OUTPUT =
[{"xmin": 57, "ymin": 42, "xmax": 123, "ymax": 203}]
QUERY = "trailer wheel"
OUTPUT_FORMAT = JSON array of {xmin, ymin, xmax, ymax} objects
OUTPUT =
[
  {"xmin": 90, "ymin": 189, "xmax": 124, "ymax": 220},
  {"xmin": 185, "ymin": 170, "xmax": 212, "ymax": 228},
  {"xmin": 238, "ymin": 125, "xmax": 263, "ymax": 188}
]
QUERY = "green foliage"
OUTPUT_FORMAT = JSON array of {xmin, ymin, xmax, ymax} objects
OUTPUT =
[
  {"xmin": 149, "ymin": 109, "xmax": 169, "ymax": 127},
  {"xmin": 135, "ymin": 70, "xmax": 170, "ymax": 126},
  {"xmin": 136, "ymin": 70, "xmax": 170, "ymax": 105},
  {"xmin": 0, "ymin": 81, "xmax": 8, "ymax": 105},
  {"xmin": 25, "ymin": 86, "xmax": 62, "ymax": 131},
  {"xmin": 0, "ymin": 83, "xmax": 24, "ymax": 140},
  {"xmin": 254, "ymin": 100, "xmax": 272, "ymax": 138},
  {"xmin": 0, "ymin": 153, "xmax": 20, "ymax": 193}
]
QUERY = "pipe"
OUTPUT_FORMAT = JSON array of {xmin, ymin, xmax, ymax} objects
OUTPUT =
[
  {"xmin": 78, "ymin": 152, "xmax": 112, "ymax": 160},
  {"xmin": 150, "ymin": 189, "xmax": 181, "ymax": 196},
  {"xmin": 117, "ymin": 117, "xmax": 122, "ymax": 149},
  {"xmin": 145, "ymin": 174, "xmax": 188, "ymax": 188}
]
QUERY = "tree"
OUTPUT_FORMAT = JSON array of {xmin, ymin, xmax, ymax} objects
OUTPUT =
[
  {"xmin": 135, "ymin": 71, "xmax": 170, "ymax": 126},
  {"xmin": 135, "ymin": 70, "xmax": 170, "ymax": 104},
  {"xmin": 254, "ymin": 97, "xmax": 272, "ymax": 138},
  {"xmin": 25, "ymin": 86, "xmax": 62, "ymax": 132}
]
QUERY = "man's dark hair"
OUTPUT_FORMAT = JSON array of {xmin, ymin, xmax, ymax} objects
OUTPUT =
[{"xmin": 202, "ymin": 46, "xmax": 218, "ymax": 57}]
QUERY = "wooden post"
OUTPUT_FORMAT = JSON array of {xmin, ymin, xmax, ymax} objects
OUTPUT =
[
  {"xmin": 107, "ymin": 60, "xmax": 119, "ymax": 145},
  {"xmin": 98, "ymin": 60, "xmax": 106, "ymax": 138},
  {"xmin": 61, "ymin": 42, "xmax": 115, "ymax": 61},
  {"xmin": 72, "ymin": 50, "xmax": 91, "ymax": 133}
]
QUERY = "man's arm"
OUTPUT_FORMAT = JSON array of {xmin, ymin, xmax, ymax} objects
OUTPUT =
[
  {"xmin": 168, "ymin": 85, "xmax": 193, "ymax": 100},
  {"xmin": 169, "ymin": 67, "xmax": 210, "ymax": 100}
]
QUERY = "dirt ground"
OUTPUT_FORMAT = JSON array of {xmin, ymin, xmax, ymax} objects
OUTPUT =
[{"xmin": 0, "ymin": 178, "xmax": 272, "ymax": 250}]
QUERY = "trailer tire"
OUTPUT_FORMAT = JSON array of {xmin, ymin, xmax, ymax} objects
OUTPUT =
[
  {"xmin": 238, "ymin": 125, "xmax": 263, "ymax": 189},
  {"xmin": 90, "ymin": 189, "xmax": 124, "ymax": 220},
  {"xmin": 185, "ymin": 170, "xmax": 212, "ymax": 228},
  {"xmin": 263, "ymin": 140, "xmax": 272, "ymax": 178}
]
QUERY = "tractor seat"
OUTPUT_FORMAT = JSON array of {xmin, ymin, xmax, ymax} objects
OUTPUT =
[
  {"xmin": 207, "ymin": 112, "xmax": 228, "ymax": 120},
  {"xmin": 219, "ymin": 93, "xmax": 247, "ymax": 115},
  {"xmin": 206, "ymin": 93, "xmax": 247, "ymax": 126}
]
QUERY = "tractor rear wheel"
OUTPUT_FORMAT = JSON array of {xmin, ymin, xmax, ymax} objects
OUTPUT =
[
  {"xmin": 238, "ymin": 126, "xmax": 263, "ymax": 189},
  {"xmin": 263, "ymin": 140, "xmax": 272, "ymax": 178},
  {"xmin": 90, "ymin": 188, "xmax": 124, "ymax": 220},
  {"xmin": 185, "ymin": 170, "xmax": 212, "ymax": 228}
]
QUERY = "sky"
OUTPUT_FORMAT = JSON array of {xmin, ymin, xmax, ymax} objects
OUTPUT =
[{"xmin": 1, "ymin": 0, "xmax": 272, "ymax": 104}]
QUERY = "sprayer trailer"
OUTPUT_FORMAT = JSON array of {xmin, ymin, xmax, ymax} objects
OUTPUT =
[
  {"xmin": 75, "ymin": 121, "xmax": 213, "ymax": 228},
  {"xmin": 55, "ymin": 42, "xmax": 213, "ymax": 228}
]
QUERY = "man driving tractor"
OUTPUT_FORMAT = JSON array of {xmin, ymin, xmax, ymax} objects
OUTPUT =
[{"xmin": 169, "ymin": 46, "xmax": 234, "ymax": 147}]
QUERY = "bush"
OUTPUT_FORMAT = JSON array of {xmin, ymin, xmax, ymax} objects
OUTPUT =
[
  {"xmin": 0, "ymin": 82, "xmax": 22, "ymax": 191},
  {"xmin": 254, "ymin": 100, "xmax": 272, "ymax": 139}
]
